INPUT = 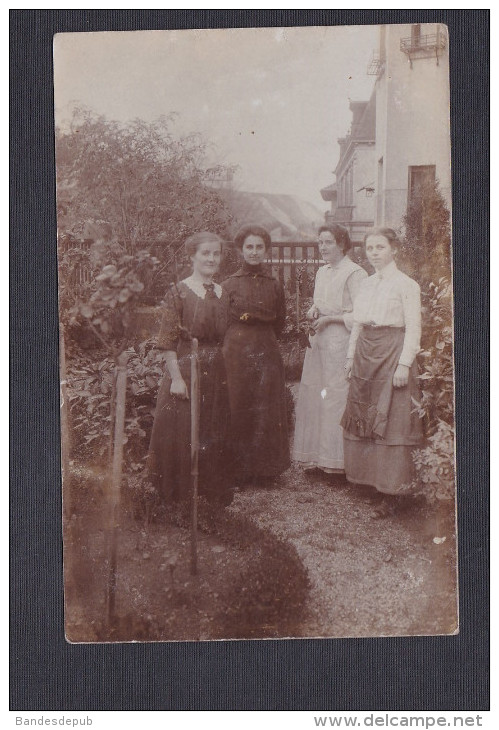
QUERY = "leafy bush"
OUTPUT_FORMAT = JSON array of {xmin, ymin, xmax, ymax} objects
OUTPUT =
[
  {"xmin": 66, "ymin": 340, "xmax": 166, "ymax": 469},
  {"xmin": 409, "ymin": 279, "xmax": 455, "ymax": 501},
  {"xmin": 402, "ymin": 182, "xmax": 455, "ymax": 502},
  {"xmin": 60, "ymin": 243, "xmax": 160, "ymax": 352}
]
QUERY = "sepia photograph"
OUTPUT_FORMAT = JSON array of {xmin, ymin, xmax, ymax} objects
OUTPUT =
[{"xmin": 53, "ymin": 23, "xmax": 458, "ymax": 643}]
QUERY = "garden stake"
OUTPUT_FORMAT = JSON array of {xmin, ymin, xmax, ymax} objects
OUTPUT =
[
  {"xmin": 190, "ymin": 337, "xmax": 200, "ymax": 575},
  {"xmin": 295, "ymin": 274, "xmax": 300, "ymax": 329},
  {"xmin": 106, "ymin": 350, "xmax": 128, "ymax": 628}
]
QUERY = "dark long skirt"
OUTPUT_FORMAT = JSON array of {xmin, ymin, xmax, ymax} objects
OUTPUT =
[
  {"xmin": 341, "ymin": 326, "xmax": 424, "ymax": 494},
  {"xmin": 223, "ymin": 322, "xmax": 290, "ymax": 480},
  {"xmin": 147, "ymin": 341, "xmax": 234, "ymax": 505}
]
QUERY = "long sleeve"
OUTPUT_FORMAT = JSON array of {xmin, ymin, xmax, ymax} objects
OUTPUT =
[
  {"xmin": 342, "ymin": 268, "xmax": 368, "ymax": 331},
  {"xmin": 398, "ymin": 278, "xmax": 421, "ymax": 367},
  {"xmin": 156, "ymin": 286, "xmax": 182, "ymax": 351},
  {"xmin": 346, "ymin": 318, "xmax": 362, "ymax": 360}
]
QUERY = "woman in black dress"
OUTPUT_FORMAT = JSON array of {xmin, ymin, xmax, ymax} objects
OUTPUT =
[
  {"xmin": 147, "ymin": 231, "xmax": 233, "ymax": 506},
  {"xmin": 222, "ymin": 225, "xmax": 290, "ymax": 485}
]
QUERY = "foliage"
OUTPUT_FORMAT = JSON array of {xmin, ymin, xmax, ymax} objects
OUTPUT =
[
  {"xmin": 279, "ymin": 266, "xmax": 315, "ymax": 381},
  {"xmin": 401, "ymin": 178, "xmax": 451, "ymax": 283},
  {"xmin": 56, "ymin": 107, "xmax": 236, "ymax": 305},
  {"xmin": 61, "ymin": 243, "xmax": 161, "ymax": 355},
  {"xmin": 409, "ymin": 279, "xmax": 455, "ymax": 501},
  {"xmin": 66, "ymin": 341, "xmax": 166, "ymax": 471},
  {"xmin": 415, "ymin": 279, "xmax": 455, "ymax": 428},
  {"xmin": 56, "ymin": 107, "xmax": 234, "ymax": 254},
  {"xmin": 402, "ymin": 182, "xmax": 455, "ymax": 502},
  {"xmin": 66, "ymin": 355, "xmax": 115, "ymax": 463},
  {"xmin": 411, "ymin": 422, "xmax": 455, "ymax": 501}
]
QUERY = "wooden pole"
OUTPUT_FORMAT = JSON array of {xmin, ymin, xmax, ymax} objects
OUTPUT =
[
  {"xmin": 295, "ymin": 273, "xmax": 300, "ymax": 329},
  {"xmin": 190, "ymin": 337, "xmax": 200, "ymax": 576},
  {"xmin": 106, "ymin": 350, "xmax": 128, "ymax": 627}
]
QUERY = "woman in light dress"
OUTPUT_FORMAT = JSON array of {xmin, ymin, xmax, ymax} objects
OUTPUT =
[
  {"xmin": 293, "ymin": 224, "xmax": 367, "ymax": 475},
  {"xmin": 341, "ymin": 227, "xmax": 424, "ymax": 506}
]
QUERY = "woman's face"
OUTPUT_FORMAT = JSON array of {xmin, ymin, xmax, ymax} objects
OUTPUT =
[
  {"xmin": 190, "ymin": 240, "xmax": 222, "ymax": 280},
  {"xmin": 241, "ymin": 235, "xmax": 267, "ymax": 266},
  {"xmin": 318, "ymin": 230, "xmax": 343, "ymax": 265},
  {"xmin": 365, "ymin": 234, "xmax": 396, "ymax": 271}
]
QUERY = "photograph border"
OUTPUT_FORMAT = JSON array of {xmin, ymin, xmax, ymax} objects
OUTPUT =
[{"xmin": 10, "ymin": 8, "xmax": 489, "ymax": 711}]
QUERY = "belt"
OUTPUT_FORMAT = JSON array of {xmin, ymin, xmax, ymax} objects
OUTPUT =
[{"xmin": 363, "ymin": 324, "xmax": 405, "ymax": 331}]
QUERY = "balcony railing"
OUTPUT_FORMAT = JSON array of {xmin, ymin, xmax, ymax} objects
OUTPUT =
[{"xmin": 400, "ymin": 30, "xmax": 446, "ymax": 66}]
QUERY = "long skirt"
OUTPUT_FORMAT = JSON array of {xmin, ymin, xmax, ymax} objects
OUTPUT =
[
  {"xmin": 341, "ymin": 326, "xmax": 424, "ymax": 494},
  {"xmin": 147, "ymin": 341, "xmax": 234, "ymax": 505},
  {"xmin": 293, "ymin": 323, "xmax": 350, "ymax": 471},
  {"xmin": 223, "ymin": 322, "xmax": 290, "ymax": 480}
]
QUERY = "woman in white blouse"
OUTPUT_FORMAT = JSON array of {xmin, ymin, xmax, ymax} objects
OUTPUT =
[
  {"xmin": 341, "ymin": 228, "xmax": 424, "ymax": 501},
  {"xmin": 293, "ymin": 224, "xmax": 367, "ymax": 474}
]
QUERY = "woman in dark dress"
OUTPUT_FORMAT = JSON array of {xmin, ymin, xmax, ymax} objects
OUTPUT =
[
  {"xmin": 222, "ymin": 225, "xmax": 290, "ymax": 485},
  {"xmin": 147, "ymin": 231, "xmax": 233, "ymax": 506}
]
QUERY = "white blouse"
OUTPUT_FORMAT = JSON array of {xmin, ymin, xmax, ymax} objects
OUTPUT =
[
  {"xmin": 346, "ymin": 260, "xmax": 421, "ymax": 367},
  {"xmin": 314, "ymin": 257, "xmax": 367, "ymax": 331}
]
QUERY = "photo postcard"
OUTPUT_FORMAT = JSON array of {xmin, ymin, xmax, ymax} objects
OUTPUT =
[{"xmin": 54, "ymin": 23, "xmax": 458, "ymax": 643}]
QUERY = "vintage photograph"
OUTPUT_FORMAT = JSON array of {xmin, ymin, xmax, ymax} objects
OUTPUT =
[{"xmin": 54, "ymin": 23, "xmax": 457, "ymax": 643}]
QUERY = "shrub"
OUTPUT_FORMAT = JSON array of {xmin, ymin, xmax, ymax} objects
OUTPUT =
[
  {"xmin": 402, "ymin": 182, "xmax": 455, "ymax": 503},
  {"xmin": 66, "ymin": 339, "xmax": 166, "ymax": 469}
]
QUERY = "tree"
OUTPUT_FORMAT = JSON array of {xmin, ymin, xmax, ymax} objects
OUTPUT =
[
  {"xmin": 55, "ymin": 107, "xmax": 234, "ymax": 256},
  {"xmin": 401, "ymin": 178, "xmax": 451, "ymax": 283}
]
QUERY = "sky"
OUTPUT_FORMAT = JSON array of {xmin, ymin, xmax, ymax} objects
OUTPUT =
[{"xmin": 53, "ymin": 26, "xmax": 378, "ymax": 209}]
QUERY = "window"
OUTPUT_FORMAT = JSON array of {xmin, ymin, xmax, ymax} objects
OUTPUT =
[{"xmin": 408, "ymin": 165, "xmax": 436, "ymax": 206}]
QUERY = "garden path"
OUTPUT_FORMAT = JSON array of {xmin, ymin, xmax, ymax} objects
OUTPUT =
[{"xmin": 229, "ymin": 464, "xmax": 457, "ymax": 639}]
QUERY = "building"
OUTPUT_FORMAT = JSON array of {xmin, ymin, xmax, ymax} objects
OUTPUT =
[
  {"xmin": 322, "ymin": 23, "xmax": 451, "ymax": 237},
  {"xmin": 321, "ymin": 97, "xmax": 376, "ymax": 244},
  {"xmin": 370, "ymin": 22, "xmax": 451, "ymax": 227}
]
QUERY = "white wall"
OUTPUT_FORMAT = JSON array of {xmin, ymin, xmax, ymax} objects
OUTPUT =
[
  {"xmin": 375, "ymin": 23, "xmax": 451, "ymax": 227},
  {"xmin": 352, "ymin": 144, "xmax": 376, "ymax": 223}
]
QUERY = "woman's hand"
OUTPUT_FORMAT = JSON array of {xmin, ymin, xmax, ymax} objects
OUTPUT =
[
  {"xmin": 306, "ymin": 305, "xmax": 319, "ymax": 321},
  {"xmin": 392, "ymin": 364, "xmax": 409, "ymax": 388},
  {"xmin": 312, "ymin": 315, "xmax": 332, "ymax": 334},
  {"xmin": 344, "ymin": 358, "xmax": 353, "ymax": 380},
  {"xmin": 170, "ymin": 377, "xmax": 189, "ymax": 400}
]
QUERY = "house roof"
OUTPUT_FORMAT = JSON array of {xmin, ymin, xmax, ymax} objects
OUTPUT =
[
  {"xmin": 351, "ymin": 93, "xmax": 376, "ymax": 140},
  {"xmin": 334, "ymin": 89, "xmax": 376, "ymax": 176},
  {"xmin": 217, "ymin": 190, "xmax": 323, "ymax": 241}
]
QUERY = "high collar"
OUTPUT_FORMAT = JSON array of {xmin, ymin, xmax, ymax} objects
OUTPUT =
[
  {"xmin": 374, "ymin": 260, "xmax": 398, "ymax": 280},
  {"xmin": 234, "ymin": 261, "xmax": 271, "ymax": 277}
]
